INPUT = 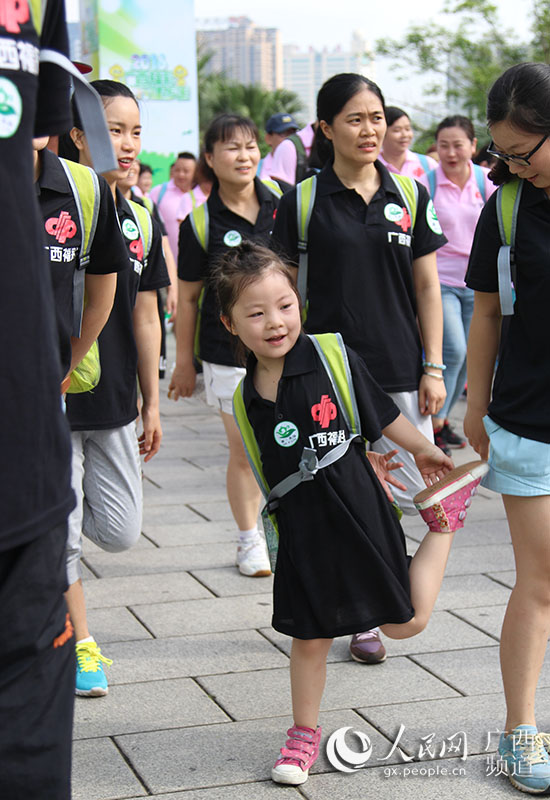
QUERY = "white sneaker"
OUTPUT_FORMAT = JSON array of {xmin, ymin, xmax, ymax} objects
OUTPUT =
[{"xmin": 236, "ymin": 535, "xmax": 271, "ymax": 577}]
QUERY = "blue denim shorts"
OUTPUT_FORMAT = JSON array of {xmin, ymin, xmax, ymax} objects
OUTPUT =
[{"xmin": 482, "ymin": 415, "xmax": 550, "ymax": 496}]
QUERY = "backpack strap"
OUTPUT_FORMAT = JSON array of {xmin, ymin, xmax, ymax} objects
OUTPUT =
[
  {"xmin": 308, "ymin": 333, "xmax": 361, "ymax": 437},
  {"xmin": 58, "ymin": 158, "xmax": 100, "ymax": 337},
  {"xmin": 141, "ymin": 195, "xmax": 154, "ymax": 215},
  {"xmin": 190, "ymin": 188, "xmax": 197, "ymax": 209},
  {"xmin": 156, "ymin": 182, "xmax": 169, "ymax": 207},
  {"xmin": 261, "ymin": 178, "xmax": 283, "ymax": 198},
  {"xmin": 29, "ymin": 0, "xmax": 46, "ymax": 34},
  {"xmin": 295, "ymin": 175, "xmax": 317, "ymax": 306},
  {"xmin": 473, "ymin": 163, "xmax": 486, "ymax": 202},
  {"xmin": 189, "ymin": 203, "xmax": 209, "ymax": 252},
  {"xmin": 127, "ymin": 198, "xmax": 153, "ymax": 267},
  {"xmin": 416, "ymin": 153, "xmax": 430, "ymax": 175},
  {"xmin": 389, "ymin": 173, "xmax": 418, "ymax": 228},
  {"xmin": 496, "ymin": 178, "xmax": 523, "ymax": 316},
  {"xmin": 288, "ymin": 133, "xmax": 307, "ymax": 183},
  {"xmin": 426, "ymin": 168, "xmax": 437, "ymax": 199}
]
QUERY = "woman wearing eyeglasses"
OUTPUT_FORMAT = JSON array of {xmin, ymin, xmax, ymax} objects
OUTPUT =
[{"xmin": 464, "ymin": 62, "xmax": 550, "ymax": 795}]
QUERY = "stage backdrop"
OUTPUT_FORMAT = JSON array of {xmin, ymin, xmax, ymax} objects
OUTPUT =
[{"xmin": 71, "ymin": 0, "xmax": 199, "ymax": 183}]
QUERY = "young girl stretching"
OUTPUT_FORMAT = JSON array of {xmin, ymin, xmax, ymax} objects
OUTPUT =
[{"xmin": 216, "ymin": 242, "xmax": 486, "ymax": 786}]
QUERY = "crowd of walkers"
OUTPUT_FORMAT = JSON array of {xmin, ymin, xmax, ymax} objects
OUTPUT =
[{"xmin": 3, "ymin": 2, "xmax": 550, "ymax": 795}]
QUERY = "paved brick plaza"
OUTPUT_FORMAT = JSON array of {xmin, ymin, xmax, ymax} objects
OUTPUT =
[{"xmin": 72, "ymin": 360, "xmax": 550, "ymax": 800}]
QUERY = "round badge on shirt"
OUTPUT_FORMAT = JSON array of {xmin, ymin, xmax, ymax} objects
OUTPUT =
[
  {"xmin": 274, "ymin": 421, "xmax": 299, "ymax": 448},
  {"xmin": 0, "ymin": 78, "xmax": 22, "ymax": 138},
  {"xmin": 426, "ymin": 200, "xmax": 443, "ymax": 235},
  {"xmin": 384, "ymin": 203, "xmax": 405, "ymax": 224},
  {"xmin": 122, "ymin": 218, "xmax": 139, "ymax": 240},
  {"xmin": 224, "ymin": 230, "xmax": 242, "ymax": 247}
]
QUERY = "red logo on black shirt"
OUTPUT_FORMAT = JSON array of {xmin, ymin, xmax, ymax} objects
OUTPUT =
[
  {"xmin": 311, "ymin": 395, "xmax": 337, "ymax": 428},
  {"xmin": 45, "ymin": 211, "xmax": 77, "ymax": 244},
  {"xmin": 129, "ymin": 238, "xmax": 144, "ymax": 262},
  {"xmin": 0, "ymin": 0, "xmax": 29, "ymax": 33},
  {"xmin": 396, "ymin": 208, "xmax": 411, "ymax": 233}
]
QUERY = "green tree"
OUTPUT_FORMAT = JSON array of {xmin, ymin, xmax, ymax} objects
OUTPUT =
[{"xmin": 376, "ymin": 0, "xmax": 544, "ymax": 127}]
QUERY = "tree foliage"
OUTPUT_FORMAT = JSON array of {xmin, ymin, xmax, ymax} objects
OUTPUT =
[{"xmin": 376, "ymin": 0, "xmax": 546, "ymax": 126}]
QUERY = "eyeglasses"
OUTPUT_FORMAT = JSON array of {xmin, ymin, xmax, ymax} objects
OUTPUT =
[{"xmin": 487, "ymin": 134, "xmax": 549, "ymax": 167}]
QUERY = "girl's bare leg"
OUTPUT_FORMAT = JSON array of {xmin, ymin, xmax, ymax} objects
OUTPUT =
[
  {"xmin": 290, "ymin": 638, "xmax": 334, "ymax": 729},
  {"xmin": 499, "ymin": 494, "xmax": 550, "ymax": 732},
  {"xmin": 381, "ymin": 531, "xmax": 455, "ymax": 639},
  {"xmin": 220, "ymin": 410, "xmax": 262, "ymax": 530}
]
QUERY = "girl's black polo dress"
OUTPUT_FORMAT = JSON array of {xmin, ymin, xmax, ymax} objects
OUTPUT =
[
  {"xmin": 242, "ymin": 334, "xmax": 416, "ymax": 640},
  {"xmin": 466, "ymin": 181, "xmax": 550, "ymax": 444}
]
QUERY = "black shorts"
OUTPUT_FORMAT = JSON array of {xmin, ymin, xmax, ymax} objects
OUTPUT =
[{"xmin": 0, "ymin": 523, "xmax": 75, "ymax": 800}]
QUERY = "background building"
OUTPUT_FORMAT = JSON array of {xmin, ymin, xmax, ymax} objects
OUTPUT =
[
  {"xmin": 283, "ymin": 32, "xmax": 375, "ymax": 122},
  {"xmin": 197, "ymin": 17, "xmax": 282, "ymax": 91}
]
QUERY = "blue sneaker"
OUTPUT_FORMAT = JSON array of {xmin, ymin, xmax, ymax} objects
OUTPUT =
[
  {"xmin": 498, "ymin": 724, "xmax": 550, "ymax": 794},
  {"xmin": 75, "ymin": 640, "xmax": 113, "ymax": 697}
]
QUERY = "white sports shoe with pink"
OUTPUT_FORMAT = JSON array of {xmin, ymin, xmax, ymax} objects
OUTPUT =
[{"xmin": 414, "ymin": 460, "xmax": 489, "ymax": 533}]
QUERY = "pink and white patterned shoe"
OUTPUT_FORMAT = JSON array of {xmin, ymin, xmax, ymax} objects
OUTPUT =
[
  {"xmin": 414, "ymin": 460, "xmax": 489, "ymax": 533},
  {"xmin": 272, "ymin": 724, "xmax": 322, "ymax": 785}
]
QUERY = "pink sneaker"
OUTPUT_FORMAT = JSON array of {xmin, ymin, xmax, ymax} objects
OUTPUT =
[
  {"xmin": 272, "ymin": 724, "xmax": 322, "ymax": 785},
  {"xmin": 414, "ymin": 460, "xmax": 489, "ymax": 533}
]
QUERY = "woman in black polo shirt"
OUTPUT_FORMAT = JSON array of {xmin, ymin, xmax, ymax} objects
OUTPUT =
[
  {"xmin": 464, "ymin": 63, "xmax": 550, "ymax": 795},
  {"xmin": 170, "ymin": 114, "xmax": 280, "ymax": 578},
  {"xmin": 272, "ymin": 73, "xmax": 447, "ymax": 662}
]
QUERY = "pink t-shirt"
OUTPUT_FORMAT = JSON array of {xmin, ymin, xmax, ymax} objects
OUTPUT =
[
  {"xmin": 259, "ymin": 152, "xmax": 274, "ymax": 181},
  {"xmin": 378, "ymin": 149, "xmax": 438, "ymax": 180},
  {"xmin": 270, "ymin": 124, "xmax": 315, "ymax": 185},
  {"xmin": 419, "ymin": 162, "xmax": 496, "ymax": 287},
  {"xmin": 176, "ymin": 185, "xmax": 208, "ymax": 224},
  {"xmin": 149, "ymin": 178, "xmax": 185, "ymax": 258}
]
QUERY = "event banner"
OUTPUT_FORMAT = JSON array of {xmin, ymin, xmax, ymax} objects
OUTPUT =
[{"xmin": 75, "ymin": 0, "xmax": 199, "ymax": 181}]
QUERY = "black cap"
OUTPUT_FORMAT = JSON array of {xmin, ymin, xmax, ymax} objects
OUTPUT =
[{"xmin": 265, "ymin": 112, "xmax": 299, "ymax": 134}]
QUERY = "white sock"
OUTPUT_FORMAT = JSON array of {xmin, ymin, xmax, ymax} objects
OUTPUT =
[
  {"xmin": 238, "ymin": 527, "xmax": 258, "ymax": 544},
  {"xmin": 76, "ymin": 635, "xmax": 94, "ymax": 645}
]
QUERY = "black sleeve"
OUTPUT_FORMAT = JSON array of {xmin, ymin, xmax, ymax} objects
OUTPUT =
[
  {"xmin": 411, "ymin": 181, "xmax": 448, "ymax": 259},
  {"xmin": 465, "ymin": 191, "xmax": 501, "ymax": 293},
  {"xmin": 271, "ymin": 188, "xmax": 299, "ymax": 266},
  {"xmin": 177, "ymin": 216, "xmax": 208, "ymax": 281},
  {"xmin": 87, "ymin": 176, "xmax": 130, "ymax": 276},
  {"xmin": 347, "ymin": 346, "xmax": 400, "ymax": 441},
  {"xmin": 35, "ymin": 0, "xmax": 72, "ymax": 136},
  {"xmin": 139, "ymin": 219, "xmax": 170, "ymax": 292}
]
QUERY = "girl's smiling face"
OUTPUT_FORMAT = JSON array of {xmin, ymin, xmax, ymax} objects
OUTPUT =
[
  {"xmin": 222, "ymin": 269, "xmax": 301, "ymax": 364},
  {"xmin": 384, "ymin": 115, "xmax": 414, "ymax": 155}
]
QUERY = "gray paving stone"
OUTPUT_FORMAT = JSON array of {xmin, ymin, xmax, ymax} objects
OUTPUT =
[
  {"xmin": 260, "ymin": 610, "xmax": 495, "ymax": 660},
  {"xmin": 434, "ymin": 573, "xmax": 511, "ymax": 611},
  {"xmin": 104, "ymin": 630, "xmax": 288, "ymax": 684},
  {"xmin": 86, "ymin": 606, "xmax": 152, "ymax": 643},
  {"xmin": 124, "ymin": 785, "xmax": 302, "ymax": 800},
  {"xmin": 72, "ymin": 738, "xmax": 147, "ymax": 800},
  {"xmin": 444, "ymin": 544, "xmax": 515, "ymax": 576},
  {"xmin": 116, "ymin": 710, "xmax": 403, "ymax": 794},
  {"xmin": 412, "ymin": 646, "xmax": 550, "ymax": 696},
  {"xmin": 142, "ymin": 503, "xmax": 207, "ymax": 525},
  {"xmin": 73, "ymin": 677, "xmax": 228, "ymax": 739},
  {"xmin": 84, "ymin": 542, "xmax": 236, "ymax": 577},
  {"xmin": 191, "ymin": 567, "xmax": 274, "ymax": 597},
  {"xmin": 185, "ymin": 499, "xmax": 235, "ymax": 522},
  {"xmin": 302, "ymin": 754, "xmax": 519, "ymax": 800},
  {"xmin": 452, "ymin": 605, "xmax": 507, "ymax": 639},
  {"xmin": 84, "ymin": 572, "xmax": 212, "ymax": 609},
  {"xmin": 198, "ymin": 658, "xmax": 459, "ymax": 721},
  {"xmin": 82, "ymin": 534, "xmax": 156, "ymax": 556},
  {"xmin": 81, "ymin": 561, "xmax": 97, "ymax": 581},
  {"xmin": 487, "ymin": 570, "xmax": 515, "ymax": 589},
  {"xmin": 132, "ymin": 593, "xmax": 274, "ymax": 637},
  {"xmin": 357, "ymin": 692, "xmax": 512, "ymax": 756},
  {"xmin": 142, "ymin": 520, "xmax": 236, "ymax": 547}
]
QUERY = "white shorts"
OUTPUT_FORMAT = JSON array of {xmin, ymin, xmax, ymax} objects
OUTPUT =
[
  {"xmin": 202, "ymin": 361, "xmax": 246, "ymax": 415},
  {"xmin": 370, "ymin": 390, "xmax": 434, "ymax": 515}
]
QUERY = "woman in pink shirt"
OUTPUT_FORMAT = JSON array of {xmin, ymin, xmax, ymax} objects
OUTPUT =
[
  {"xmin": 176, "ymin": 152, "xmax": 214, "ymax": 225},
  {"xmin": 421, "ymin": 116, "xmax": 496, "ymax": 451},
  {"xmin": 379, "ymin": 107, "xmax": 437, "ymax": 179}
]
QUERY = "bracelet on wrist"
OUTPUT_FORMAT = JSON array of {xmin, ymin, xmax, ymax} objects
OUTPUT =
[
  {"xmin": 423, "ymin": 360, "xmax": 446, "ymax": 371},
  {"xmin": 424, "ymin": 371, "xmax": 445, "ymax": 380}
]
